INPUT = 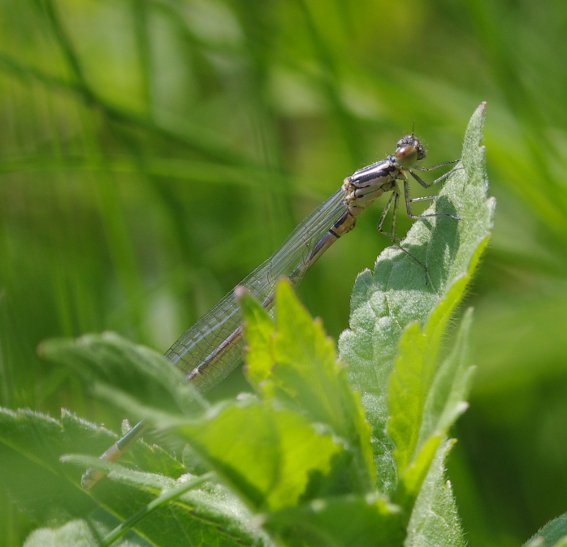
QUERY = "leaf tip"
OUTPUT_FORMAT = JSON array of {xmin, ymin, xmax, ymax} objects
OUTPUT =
[{"xmin": 234, "ymin": 284, "xmax": 248, "ymax": 299}]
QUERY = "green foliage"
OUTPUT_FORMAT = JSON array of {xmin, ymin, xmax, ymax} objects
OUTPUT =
[
  {"xmin": 38, "ymin": 332, "xmax": 198, "ymax": 417},
  {"xmin": 524, "ymin": 515, "xmax": 567, "ymax": 547},
  {"xmin": 0, "ymin": 105, "xmax": 494, "ymax": 546},
  {"xmin": 3, "ymin": 1, "xmax": 567, "ymax": 545}
]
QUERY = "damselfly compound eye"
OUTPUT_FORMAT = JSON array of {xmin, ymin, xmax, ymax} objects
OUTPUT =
[{"xmin": 394, "ymin": 134, "xmax": 426, "ymax": 167}]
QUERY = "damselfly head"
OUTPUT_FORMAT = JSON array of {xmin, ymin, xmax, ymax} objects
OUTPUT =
[{"xmin": 395, "ymin": 134, "xmax": 426, "ymax": 167}]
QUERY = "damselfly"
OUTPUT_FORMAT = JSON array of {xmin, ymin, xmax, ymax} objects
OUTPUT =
[{"xmin": 82, "ymin": 134, "xmax": 459, "ymax": 488}]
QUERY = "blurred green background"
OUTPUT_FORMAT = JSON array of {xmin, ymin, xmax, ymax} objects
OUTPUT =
[{"xmin": 1, "ymin": 0, "xmax": 566, "ymax": 545}]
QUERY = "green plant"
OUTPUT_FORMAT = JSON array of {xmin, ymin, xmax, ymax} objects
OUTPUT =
[
  {"xmin": 0, "ymin": 103, "xmax": 510, "ymax": 547},
  {"xmin": 4, "ymin": 1, "xmax": 567, "ymax": 544},
  {"xmin": 1, "ymin": 95, "xmax": 563, "ymax": 545}
]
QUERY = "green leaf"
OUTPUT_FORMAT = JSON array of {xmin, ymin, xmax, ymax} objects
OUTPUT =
[
  {"xmin": 524, "ymin": 515, "xmax": 567, "ymax": 547},
  {"xmin": 101, "ymin": 472, "xmax": 215, "ymax": 545},
  {"xmin": 0, "ymin": 408, "xmax": 261, "ymax": 547},
  {"xmin": 0, "ymin": 408, "xmax": 100, "ymax": 521},
  {"xmin": 24, "ymin": 520, "xmax": 105, "ymax": 547},
  {"xmin": 237, "ymin": 285, "xmax": 276, "ymax": 388},
  {"xmin": 88, "ymin": 463, "xmax": 266, "ymax": 547},
  {"xmin": 28, "ymin": 282, "xmax": 380, "ymax": 545},
  {"xmin": 405, "ymin": 440, "xmax": 466, "ymax": 547},
  {"xmin": 339, "ymin": 102, "xmax": 494, "ymax": 494},
  {"xmin": 388, "ymin": 299, "xmax": 475, "ymax": 495},
  {"xmin": 38, "ymin": 332, "xmax": 199, "ymax": 417},
  {"xmin": 23, "ymin": 515, "xmax": 152, "ymax": 547},
  {"xmin": 240, "ymin": 280, "xmax": 375, "ymax": 492},
  {"xmin": 263, "ymin": 495, "xmax": 404, "ymax": 547},
  {"xmin": 419, "ymin": 308, "xmax": 476, "ymax": 446},
  {"xmin": 175, "ymin": 400, "xmax": 343, "ymax": 512}
]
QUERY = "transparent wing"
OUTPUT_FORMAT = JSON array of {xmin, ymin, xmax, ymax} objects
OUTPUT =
[{"xmin": 164, "ymin": 188, "xmax": 347, "ymax": 392}]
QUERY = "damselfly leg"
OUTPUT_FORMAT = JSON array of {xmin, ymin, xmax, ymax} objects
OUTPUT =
[{"xmin": 375, "ymin": 158, "xmax": 461, "ymax": 283}]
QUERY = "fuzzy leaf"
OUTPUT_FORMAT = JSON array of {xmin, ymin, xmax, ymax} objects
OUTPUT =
[
  {"xmin": 339, "ymin": 102, "xmax": 494, "ymax": 494},
  {"xmin": 240, "ymin": 280, "xmax": 375, "ymax": 491},
  {"xmin": 524, "ymin": 515, "xmax": 567, "ymax": 547},
  {"xmin": 405, "ymin": 440, "xmax": 466, "ymax": 547}
]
